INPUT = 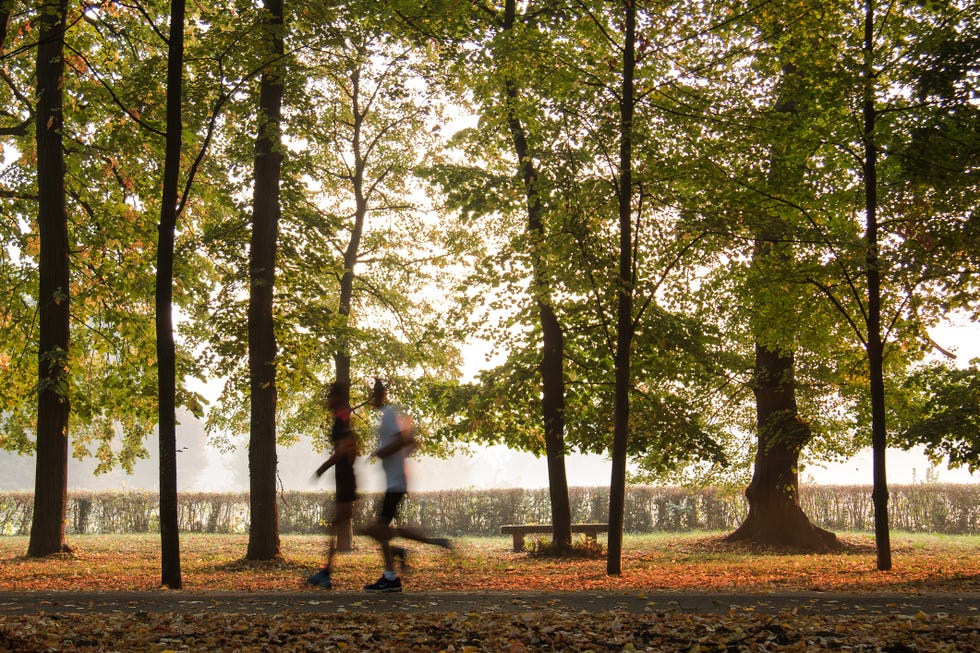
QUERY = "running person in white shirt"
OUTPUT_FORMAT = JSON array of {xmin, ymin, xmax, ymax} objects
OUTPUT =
[{"xmin": 361, "ymin": 378, "xmax": 452, "ymax": 592}]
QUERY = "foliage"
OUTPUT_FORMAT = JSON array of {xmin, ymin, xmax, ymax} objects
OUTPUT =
[
  {"xmin": 2, "ymin": 484, "xmax": 978, "ymax": 536},
  {"xmin": 0, "ymin": 0, "xmax": 213, "ymax": 471},
  {"xmin": 178, "ymin": 0, "xmax": 468, "ymax": 455},
  {"xmin": 420, "ymin": 0, "xmax": 745, "ymax": 483},
  {"xmin": 897, "ymin": 362, "xmax": 980, "ymax": 472},
  {"xmin": 0, "ymin": 0, "xmax": 976, "ymax": 513}
]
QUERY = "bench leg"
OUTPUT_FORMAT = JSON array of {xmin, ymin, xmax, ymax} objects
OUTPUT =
[{"xmin": 512, "ymin": 534, "xmax": 525, "ymax": 552}]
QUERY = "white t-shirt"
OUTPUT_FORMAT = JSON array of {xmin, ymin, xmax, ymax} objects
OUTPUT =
[{"xmin": 378, "ymin": 404, "xmax": 409, "ymax": 492}]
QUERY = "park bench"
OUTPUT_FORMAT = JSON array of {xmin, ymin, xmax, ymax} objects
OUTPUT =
[{"xmin": 500, "ymin": 523, "xmax": 609, "ymax": 552}]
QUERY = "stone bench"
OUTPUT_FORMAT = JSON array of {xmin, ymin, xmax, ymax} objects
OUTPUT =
[{"xmin": 500, "ymin": 523, "xmax": 609, "ymax": 552}]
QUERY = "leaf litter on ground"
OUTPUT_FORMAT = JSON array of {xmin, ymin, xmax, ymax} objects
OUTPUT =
[
  {"xmin": 1, "ymin": 607, "xmax": 978, "ymax": 652},
  {"xmin": 0, "ymin": 532, "xmax": 977, "ymax": 651}
]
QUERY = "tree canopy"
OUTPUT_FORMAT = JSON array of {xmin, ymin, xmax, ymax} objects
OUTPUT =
[{"xmin": 0, "ymin": 0, "xmax": 975, "ymax": 506}]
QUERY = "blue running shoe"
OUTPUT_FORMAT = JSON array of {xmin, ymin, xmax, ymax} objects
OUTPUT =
[{"xmin": 306, "ymin": 568, "xmax": 332, "ymax": 589}]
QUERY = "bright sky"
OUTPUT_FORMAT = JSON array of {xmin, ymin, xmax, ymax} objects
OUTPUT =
[
  {"xmin": 393, "ymin": 314, "xmax": 980, "ymax": 493},
  {"xmin": 2, "ymin": 315, "xmax": 975, "ymax": 494}
]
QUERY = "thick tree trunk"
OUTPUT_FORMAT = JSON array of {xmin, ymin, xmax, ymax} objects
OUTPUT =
[
  {"xmin": 501, "ymin": 0, "xmax": 571, "ymax": 549},
  {"xmin": 607, "ymin": 1, "xmax": 636, "ymax": 576},
  {"xmin": 29, "ymin": 0, "xmax": 71, "ymax": 558},
  {"xmin": 155, "ymin": 0, "xmax": 186, "ymax": 589},
  {"xmin": 246, "ymin": 0, "xmax": 284, "ymax": 561},
  {"xmin": 727, "ymin": 39, "xmax": 839, "ymax": 552},
  {"xmin": 540, "ymin": 302, "xmax": 570, "ymax": 547},
  {"xmin": 727, "ymin": 345, "xmax": 840, "ymax": 551},
  {"xmin": 0, "ymin": 6, "xmax": 11, "ymax": 49}
]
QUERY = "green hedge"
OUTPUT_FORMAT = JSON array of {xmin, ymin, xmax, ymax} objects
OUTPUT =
[{"xmin": 0, "ymin": 485, "xmax": 976, "ymax": 536}]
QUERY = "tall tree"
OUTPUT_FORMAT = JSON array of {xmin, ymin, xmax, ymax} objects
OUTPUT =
[
  {"xmin": 428, "ymin": 0, "xmax": 731, "ymax": 539},
  {"xmin": 419, "ymin": 0, "xmax": 581, "ymax": 548},
  {"xmin": 157, "ymin": 0, "xmax": 187, "ymax": 588},
  {"xmin": 29, "ymin": 0, "xmax": 71, "ymax": 557},
  {"xmin": 246, "ymin": 0, "xmax": 285, "ymax": 561},
  {"xmin": 1, "ymin": 1, "xmax": 216, "ymax": 533},
  {"xmin": 606, "ymin": 0, "xmax": 637, "ymax": 576},
  {"xmin": 496, "ymin": 0, "xmax": 572, "ymax": 549},
  {"xmin": 748, "ymin": 0, "xmax": 979, "ymax": 567},
  {"xmin": 726, "ymin": 4, "xmax": 842, "ymax": 552},
  {"xmin": 860, "ymin": 0, "xmax": 891, "ymax": 572},
  {"xmin": 258, "ymin": 1, "xmax": 462, "ymax": 449}
]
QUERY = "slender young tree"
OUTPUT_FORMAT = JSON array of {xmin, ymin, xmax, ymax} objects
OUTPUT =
[
  {"xmin": 497, "ymin": 0, "xmax": 572, "ymax": 549},
  {"xmin": 861, "ymin": 0, "xmax": 891, "ymax": 571},
  {"xmin": 29, "ymin": 0, "xmax": 71, "ymax": 558},
  {"xmin": 156, "ymin": 0, "xmax": 187, "ymax": 588},
  {"xmin": 606, "ymin": 0, "xmax": 636, "ymax": 575},
  {"xmin": 606, "ymin": 0, "xmax": 636, "ymax": 576},
  {"xmin": 424, "ymin": 0, "xmax": 577, "ymax": 548},
  {"xmin": 246, "ymin": 0, "xmax": 285, "ymax": 561}
]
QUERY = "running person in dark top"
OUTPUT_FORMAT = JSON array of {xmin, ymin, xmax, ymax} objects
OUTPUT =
[{"xmin": 307, "ymin": 381, "xmax": 358, "ymax": 589}]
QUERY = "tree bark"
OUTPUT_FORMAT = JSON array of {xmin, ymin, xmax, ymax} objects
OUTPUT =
[
  {"xmin": 0, "ymin": 4, "xmax": 11, "ymax": 50},
  {"xmin": 29, "ymin": 0, "xmax": 71, "ymax": 558},
  {"xmin": 155, "ymin": 0, "xmax": 186, "ymax": 588},
  {"xmin": 501, "ymin": 0, "xmax": 571, "ymax": 549},
  {"xmin": 332, "ymin": 57, "xmax": 368, "ymax": 389},
  {"xmin": 246, "ymin": 0, "xmax": 284, "ymax": 561},
  {"xmin": 727, "ymin": 345, "xmax": 840, "ymax": 551},
  {"xmin": 607, "ymin": 0, "xmax": 636, "ymax": 576},
  {"xmin": 726, "ymin": 39, "xmax": 840, "ymax": 552},
  {"xmin": 330, "ymin": 56, "xmax": 371, "ymax": 553},
  {"xmin": 862, "ymin": 0, "xmax": 891, "ymax": 571}
]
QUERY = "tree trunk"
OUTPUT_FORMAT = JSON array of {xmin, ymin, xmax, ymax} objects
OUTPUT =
[
  {"xmin": 29, "ymin": 0, "xmax": 71, "ymax": 558},
  {"xmin": 501, "ymin": 0, "xmax": 571, "ymax": 549},
  {"xmin": 0, "ymin": 5, "xmax": 11, "ymax": 49},
  {"xmin": 862, "ymin": 0, "xmax": 891, "ymax": 571},
  {"xmin": 332, "ymin": 58, "xmax": 369, "ymax": 390},
  {"xmin": 330, "ymin": 60, "xmax": 370, "ymax": 553},
  {"xmin": 155, "ymin": 0, "xmax": 186, "ymax": 588},
  {"xmin": 727, "ymin": 345, "xmax": 840, "ymax": 551},
  {"xmin": 607, "ymin": 0, "xmax": 636, "ymax": 576},
  {"xmin": 726, "ymin": 40, "xmax": 839, "ymax": 552},
  {"xmin": 246, "ymin": 0, "xmax": 284, "ymax": 561},
  {"xmin": 540, "ymin": 302, "xmax": 570, "ymax": 547}
]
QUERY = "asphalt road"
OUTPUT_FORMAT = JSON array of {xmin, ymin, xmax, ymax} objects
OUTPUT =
[{"xmin": 0, "ymin": 590, "xmax": 977, "ymax": 617}]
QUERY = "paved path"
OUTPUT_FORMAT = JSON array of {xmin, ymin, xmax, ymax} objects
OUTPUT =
[{"xmin": 1, "ymin": 590, "xmax": 977, "ymax": 617}]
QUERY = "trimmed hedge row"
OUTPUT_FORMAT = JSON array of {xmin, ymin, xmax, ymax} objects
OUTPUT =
[{"xmin": 0, "ymin": 484, "xmax": 977, "ymax": 536}]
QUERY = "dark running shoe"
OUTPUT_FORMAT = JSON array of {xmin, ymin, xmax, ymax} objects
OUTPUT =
[
  {"xmin": 364, "ymin": 575, "xmax": 402, "ymax": 593},
  {"xmin": 306, "ymin": 568, "xmax": 332, "ymax": 589},
  {"xmin": 392, "ymin": 545, "xmax": 409, "ymax": 573}
]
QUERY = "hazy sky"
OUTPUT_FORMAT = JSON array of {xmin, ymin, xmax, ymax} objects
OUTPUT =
[
  {"xmin": 1, "ymin": 427, "xmax": 975, "ymax": 494},
  {"xmin": 1, "ymin": 315, "xmax": 976, "ymax": 494}
]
